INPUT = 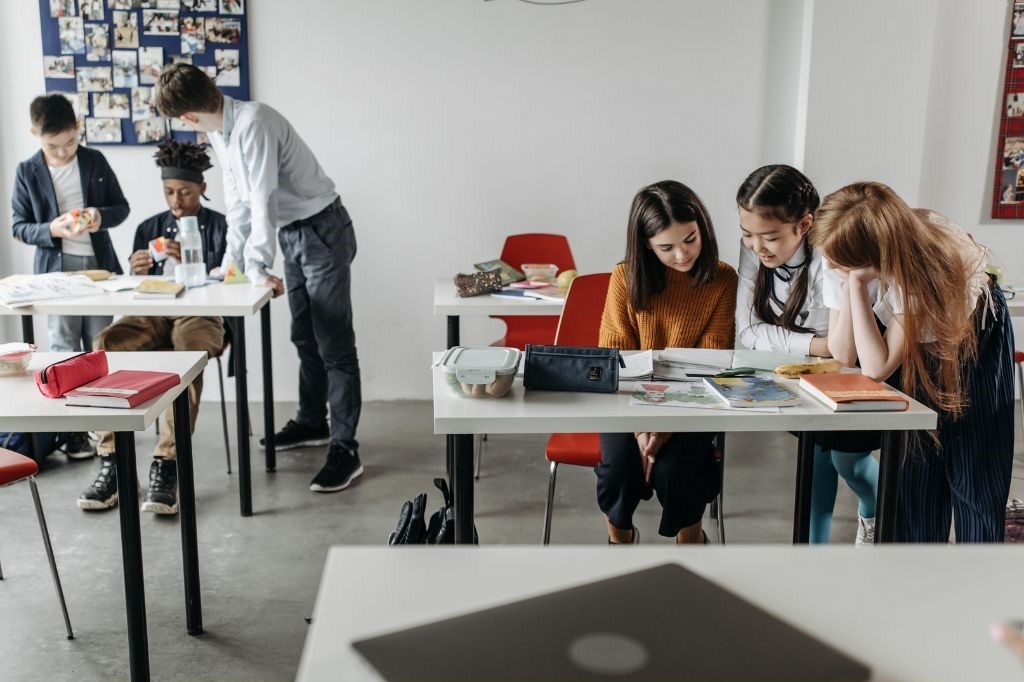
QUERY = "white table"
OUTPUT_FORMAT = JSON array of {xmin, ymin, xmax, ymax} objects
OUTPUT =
[
  {"xmin": 0, "ymin": 351, "xmax": 207, "ymax": 682},
  {"xmin": 297, "ymin": 546, "xmax": 1024, "ymax": 682},
  {"xmin": 433, "ymin": 277, "xmax": 563, "ymax": 347},
  {"xmin": 433, "ymin": 353, "xmax": 938, "ymax": 544},
  {"xmin": 1008, "ymin": 297, "xmax": 1024, "ymax": 317},
  {"xmin": 0, "ymin": 277, "xmax": 276, "ymax": 517}
]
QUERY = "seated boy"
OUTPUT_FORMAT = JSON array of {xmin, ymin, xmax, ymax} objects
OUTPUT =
[
  {"xmin": 12, "ymin": 94, "xmax": 130, "ymax": 458},
  {"xmin": 79, "ymin": 140, "xmax": 227, "ymax": 514}
]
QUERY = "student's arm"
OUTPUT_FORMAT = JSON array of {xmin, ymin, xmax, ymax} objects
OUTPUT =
[
  {"xmin": 11, "ymin": 164, "xmax": 58, "ymax": 248},
  {"xmin": 735, "ymin": 255, "xmax": 815, "ymax": 354},
  {"xmin": 847, "ymin": 273, "xmax": 905, "ymax": 381},
  {"xmin": 90, "ymin": 154, "xmax": 130, "ymax": 229},
  {"xmin": 220, "ymin": 166, "xmax": 252, "ymax": 274},
  {"xmin": 697, "ymin": 269, "xmax": 737, "ymax": 350},
  {"xmin": 236, "ymin": 124, "xmax": 280, "ymax": 285},
  {"xmin": 598, "ymin": 266, "xmax": 640, "ymax": 350}
]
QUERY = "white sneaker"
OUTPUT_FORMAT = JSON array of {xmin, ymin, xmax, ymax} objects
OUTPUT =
[{"xmin": 856, "ymin": 516, "xmax": 875, "ymax": 545}]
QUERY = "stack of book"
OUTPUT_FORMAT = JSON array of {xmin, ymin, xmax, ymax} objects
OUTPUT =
[
  {"xmin": 799, "ymin": 373, "xmax": 908, "ymax": 412},
  {"xmin": 133, "ymin": 279, "xmax": 185, "ymax": 299},
  {"xmin": 64, "ymin": 370, "xmax": 181, "ymax": 409}
]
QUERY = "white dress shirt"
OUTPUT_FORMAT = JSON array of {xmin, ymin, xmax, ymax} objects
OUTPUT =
[
  {"xmin": 735, "ymin": 242, "xmax": 828, "ymax": 355},
  {"xmin": 207, "ymin": 95, "xmax": 338, "ymax": 282}
]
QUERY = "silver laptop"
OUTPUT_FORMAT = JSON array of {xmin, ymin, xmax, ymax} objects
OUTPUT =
[{"xmin": 351, "ymin": 562, "xmax": 870, "ymax": 681}]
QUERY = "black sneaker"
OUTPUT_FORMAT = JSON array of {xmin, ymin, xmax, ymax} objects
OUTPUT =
[
  {"xmin": 62, "ymin": 432, "xmax": 95, "ymax": 460},
  {"xmin": 77, "ymin": 455, "xmax": 117, "ymax": 510},
  {"xmin": 141, "ymin": 459, "xmax": 178, "ymax": 515},
  {"xmin": 260, "ymin": 419, "xmax": 331, "ymax": 451},
  {"xmin": 310, "ymin": 444, "xmax": 363, "ymax": 493}
]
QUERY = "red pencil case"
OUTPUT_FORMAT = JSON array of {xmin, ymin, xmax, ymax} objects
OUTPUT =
[{"xmin": 34, "ymin": 349, "xmax": 109, "ymax": 398}]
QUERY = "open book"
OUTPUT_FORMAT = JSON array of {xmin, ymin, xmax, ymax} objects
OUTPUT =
[
  {"xmin": 0, "ymin": 273, "xmax": 100, "ymax": 307},
  {"xmin": 620, "ymin": 349, "xmax": 815, "ymax": 381}
]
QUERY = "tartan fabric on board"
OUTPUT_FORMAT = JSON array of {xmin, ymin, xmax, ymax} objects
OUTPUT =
[{"xmin": 992, "ymin": 2, "xmax": 1024, "ymax": 218}]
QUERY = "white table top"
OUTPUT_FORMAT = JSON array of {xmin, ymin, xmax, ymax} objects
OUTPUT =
[
  {"xmin": 432, "ymin": 353, "xmax": 937, "ymax": 435},
  {"xmin": 0, "ymin": 277, "xmax": 271, "ymax": 317},
  {"xmin": 1008, "ymin": 297, "xmax": 1024, "ymax": 317},
  {"xmin": 0, "ymin": 351, "xmax": 206, "ymax": 432},
  {"xmin": 297, "ymin": 545, "xmax": 1024, "ymax": 682},
  {"xmin": 433, "ymin": 277, "xmax": 564, "ymax": 317}
]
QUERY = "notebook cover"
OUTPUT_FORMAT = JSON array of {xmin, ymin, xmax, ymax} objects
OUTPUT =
[
  {"xmin": 800, "ymin": 373, "xmax": 908, "ymax": 409},
  {"xmin": 65, "ymin": 370, "xmax": 180, "ymax": 408}
]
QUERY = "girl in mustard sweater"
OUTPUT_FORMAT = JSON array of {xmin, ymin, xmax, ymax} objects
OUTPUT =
[{"xmin": 598, "ymin": 180, "xmax": 737, "ymax": 544}]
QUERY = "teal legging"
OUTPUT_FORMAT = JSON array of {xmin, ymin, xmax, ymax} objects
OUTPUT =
[{"xmin": 810, "ymin": 445, "xmax": 879, "ymax": 543}]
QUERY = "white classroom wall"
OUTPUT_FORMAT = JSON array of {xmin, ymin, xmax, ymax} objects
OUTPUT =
[{"xmin": 0, "ymin": 0, "xmax": 1019, "ymax": 403}]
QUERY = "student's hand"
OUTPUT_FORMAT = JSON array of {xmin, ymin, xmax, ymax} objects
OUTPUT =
[
  {"xmin": 263, "ymin": 275, "xmax": 285, "ymax": 298},
  {"xmin": 847, "ymin": 266, "xmax": 880, "ymax": 285},
  {"xmin": 636, "ymin": 432, "xmax": 670, "ymax": 485},
  {"xmin": 129, "ymin": 249, "xmax": 153, "ymax": 275},
  {"xmin": 809, "ymin": 335, "xmax": 832, "ymax": 358},
  {"xmin": 991, "ymin": 622, "xmax": 1024, "ymax": 667},
  {"xmin": 165, "ymin": 240, "xmax": 181, "ymax": 262},
  {"xmin": 49, "ymin": 213, "xmax": 75, "ymax": 239},
  {"xmin": 81, "ymin": 207, "xmax": 102, "ymax": 232}
]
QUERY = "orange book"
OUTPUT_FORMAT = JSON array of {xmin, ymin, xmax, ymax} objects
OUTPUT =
[{"xmin": 799, "ymin": 373, "xmax": 908, "ymax": 412}]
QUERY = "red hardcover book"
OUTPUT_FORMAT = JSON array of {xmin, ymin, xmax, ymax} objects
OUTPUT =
[
  {"xmin": 64, "ymin": 370, "xmax": 181, "ymax": 409},
  {"xmin": 799, "ymin": 373, "xmax": 908, "ymax": 412}
]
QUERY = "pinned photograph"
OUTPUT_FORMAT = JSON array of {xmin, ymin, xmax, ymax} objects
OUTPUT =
[
  {"xmin": 76, "ymin": 65, "xmax": 113, "ymax": 91},
  {"xmin": 183, "ymin": 0, "xmax": 216, "ymax": 10},
  {"xmin": 113, "ymin": 49, "xmax": 139, "ymax": 88},
  {"xmin": 85, "ymin": 23, "xmax": 110, "ymax": 61},
  {"xmin": 80, "ymin": 0, "xmax": 104, "ymax": 21},
  {"xmin": 171, "ymin": 55, "xmax": 193, "ymax": 64},
  {"xmin": 142, "ymin": 9, "xmax": 179, "ymax": 35},
  {"xmin": 93, "ymin": 92, "xmax": 130, "ymax": 119},
  {"xmin": 1016, "ymin": 43, "xmax": 1024, "ymax": 69},
  {"xmin": 113, "ymin": 10, "xmax": 139, "ymax": 47},
  {"xmin": 135, "ymin": 117, "xmax": 167, "ymax": 143},
  {"xmin": 43, "ymin": 56, "xmax": 76, "ymax": 79},
  {"xmin": 200, "ymin": 65, "xmax": 217, "ymax": 80},
  {"xmin": 108, "ymin": 0, "xmax": 132, "ymax": 9},
  {"xmin": 1009, "ymin": 93, "xmax": 1024, "ymax": 118},
  {"xmin": 157, "ymin": 0, "xmax": 180, "ymax": 8},
  {"xmin": 219, "ymin": 0, "xmax": 243, "ymax": 14},
  {"xmin": 215, "ymin": 48, "xmax": 240, "ymax": 86},
  {"xmin": 59, "ymin": 17, "xmax": 85, "ymax": 55},
  {"xmin": 206, "ymin": 17, "xmax": 241, "ymax": 43},
  {"xmin": 132, "ymin": 86, "xmax": 156, "ymax": 119},
  {"xmin": 1015, "ymin": 6, "xmax": 1024, "ymax": 38},
  {"xmin": 180, "ymin": 16, "xmax": 205, "ymax": 54},
  {"xmin": 85, "ymin": 117, "xmax": 122, "ymax": 143},
  {"xmin": 1001, "ymin": 169, "xmax": 1020, "ymax": 204},
  {"xmin": 49, "ymin": 0, "xmax": 76, "ymax": 18},
  {"xmin": 139, "ymin": 46, "xmax": 164, "ymax": 84},
  {"xmin": 1004, "ymin": 137, "xmax": 1024, "ymax": 169},
  {"xmin": 50, "ymin": 90, "xmax": 89, "ymax": 120}
]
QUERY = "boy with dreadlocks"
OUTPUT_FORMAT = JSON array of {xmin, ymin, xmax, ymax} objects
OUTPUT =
[{"xmin": 79, "ymin": 140, "xmax": 228, "ymax": 515}]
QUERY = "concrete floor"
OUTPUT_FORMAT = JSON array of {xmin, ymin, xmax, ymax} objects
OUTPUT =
[{"xmin": 2, "ymin": 400, "xmax": 1022, "ymax": 682}]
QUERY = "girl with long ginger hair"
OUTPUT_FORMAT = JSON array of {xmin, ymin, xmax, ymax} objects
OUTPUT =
[{"xmin": 812, "ymin": 182, "xmax": 1015, "ymax": 542}]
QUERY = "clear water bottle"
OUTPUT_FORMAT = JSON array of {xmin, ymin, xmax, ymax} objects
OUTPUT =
[{"xmin": 175, "ymin": 216, "xmax": 206, "ymax": 288}]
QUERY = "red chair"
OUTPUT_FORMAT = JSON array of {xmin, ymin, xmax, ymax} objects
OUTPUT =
[
  {"xmin": 540, "ymin": 273, "xmax": 726, "ymax": 544},
  {"xmin": 0, "ymin": 447, "xmax": 73, "ymax": 638}
]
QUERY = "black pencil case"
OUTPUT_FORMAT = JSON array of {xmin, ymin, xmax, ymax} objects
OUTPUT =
[{"xmin": 522, "ymin": 344, "xmax": 623, "ymax": 393}]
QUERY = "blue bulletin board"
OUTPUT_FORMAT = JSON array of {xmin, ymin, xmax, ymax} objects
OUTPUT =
[{"xmin": 37, "ymin": 0, "xmax": 250, "ymax": 146}]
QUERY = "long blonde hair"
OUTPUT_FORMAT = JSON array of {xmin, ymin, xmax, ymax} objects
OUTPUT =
[{"xmin": 811, "ymin": 182, "xmax": 979, "ymax": 416}]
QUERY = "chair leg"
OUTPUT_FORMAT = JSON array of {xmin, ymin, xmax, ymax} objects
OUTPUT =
[
  {"xmin": 28, "ymin": 477, "xmax": 73, "ymax": 640},
  {"xmin": 474, "ymin": 434, "xmax": 486, "ymax": 480},
  {"xmin": 716, "ymin": 433, "xmax": 726, "ymax": 545},
  {"xmin": 542, "ymin": 461, "xmax": 558, "ymax": 545},
  {"xmin": 216, "ymin": 356, "xmax": 232, "ymax": 474}
]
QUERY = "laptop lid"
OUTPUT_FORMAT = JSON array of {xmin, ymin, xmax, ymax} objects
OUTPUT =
[{"xmin": 351, "ymin": 562, "xmax": 870, "ymax": 682}]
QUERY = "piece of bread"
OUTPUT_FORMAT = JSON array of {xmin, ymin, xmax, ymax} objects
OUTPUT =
[{"xmin": 773, "ymin": 358, "xmax": 842, "ymax": 378}]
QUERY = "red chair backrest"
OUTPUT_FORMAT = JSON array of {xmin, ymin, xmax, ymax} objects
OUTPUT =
[
  {"xmin": 554, "ymin": 273, "xmax": 612, "ymax": 346},
  {"xmin": 500, "ymin": 234, "xmax": 576, "ymax": 274}
]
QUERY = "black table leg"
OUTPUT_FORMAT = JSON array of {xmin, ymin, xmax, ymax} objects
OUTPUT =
[
  {"xmin": 21, "ymin": 316, "xmax": 34, "ymax": 344},
  {"xmin": 452, "ymin": 434, "xmax": 475, "ymax": 544},
  {"xmin": 447, "ymin": 315, "xmax": 460, "ymax": 349},
  {"xmin": 445, "ymin": 316, "xmax": 459, "ymax": 481},
  {"xmin": 792, "ymin": 432, "xmax": 815, "ymax": 544},
  {"xmin": 114, "ymin": 432, "xmax": 150, "ymax": 682},
  {"xmin": 173, "ymin": 391, "xmax": 203, "ymax": 635},
  {"xmin": 231, "ymin": 316, "xmax": 252, "ymax": 517},
  {"xmin": 876, "ymin": 430, "xmax": 905, "ymax": 543},
  {"xmin": 261, "ymin": 305, "xmax": 276, "ymax": 473}
]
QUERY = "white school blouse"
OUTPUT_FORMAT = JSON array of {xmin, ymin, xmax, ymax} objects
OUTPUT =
[{"xmin": 735, "ymin": 242, "xmax": 829, "ymax": 355}]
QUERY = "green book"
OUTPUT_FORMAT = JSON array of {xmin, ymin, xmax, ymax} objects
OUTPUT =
[{"xmin": 474, "ymin": 259, "xmax": 524, "ymax": 286}]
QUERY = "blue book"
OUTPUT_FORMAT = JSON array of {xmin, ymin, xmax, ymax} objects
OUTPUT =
[{"xmin": 702, "ymin": 376, "xmax": 802, "ymax": 408}]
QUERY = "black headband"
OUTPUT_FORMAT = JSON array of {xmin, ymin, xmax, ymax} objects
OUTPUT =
[{"xmin": 161, "ymin": 167, "xmax": 205, "ymax": 184}]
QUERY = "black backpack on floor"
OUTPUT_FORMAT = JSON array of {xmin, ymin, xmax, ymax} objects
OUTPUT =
[{"xmin": 388, "ymin": 478, "xmax": 478, "ymax": 545}]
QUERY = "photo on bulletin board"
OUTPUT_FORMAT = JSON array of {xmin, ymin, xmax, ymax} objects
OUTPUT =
[{"xmin": 36, "ymin": 0, "xmax": 250, "ymax": 146}]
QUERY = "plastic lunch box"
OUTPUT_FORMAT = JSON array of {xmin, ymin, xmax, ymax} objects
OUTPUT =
[{"xmin": 436, "ymin": 346, "xmax": 521, "ymax": 398}]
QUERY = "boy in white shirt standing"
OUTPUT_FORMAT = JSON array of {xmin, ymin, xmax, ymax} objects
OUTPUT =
[{"xmin": 154, "ymin": 64, "xmax": 363, "ymax": 494}]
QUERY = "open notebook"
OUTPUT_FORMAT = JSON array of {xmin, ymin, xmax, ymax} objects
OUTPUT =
[{"xmin": 620, "ymin": 348, "xmax": 813, "ymax": 381}]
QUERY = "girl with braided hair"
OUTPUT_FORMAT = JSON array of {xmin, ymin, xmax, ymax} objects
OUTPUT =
[{"xmin": 736, "ymin": 164, "xmax": 879, "ymax": 544}]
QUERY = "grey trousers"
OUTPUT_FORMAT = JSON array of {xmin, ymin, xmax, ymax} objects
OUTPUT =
[
  {"xmin": 48, "ymin": 253, "xmax": 112, "ymax": 352},
  {"xmin": 278, "ymin": 200, "xmax": 362, "ymax": 452}
]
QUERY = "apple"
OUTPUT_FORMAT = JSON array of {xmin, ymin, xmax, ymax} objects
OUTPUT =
[{"xmin": 556, "ymin": 269, "xmax": 578, "ymax": 290}]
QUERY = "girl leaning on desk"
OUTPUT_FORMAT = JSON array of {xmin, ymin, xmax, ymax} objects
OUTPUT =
[
  {"xmin": 597, "ymin": 180, "xmax": 736, "ymax": 545},
  {"xmin": 735, "ymin": 165, "xmax": 879, "ymax": 545}
]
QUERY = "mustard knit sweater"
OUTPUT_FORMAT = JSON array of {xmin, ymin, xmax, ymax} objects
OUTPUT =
[{"xmin": 599, "ymin": 261, "xmax": 737, "ymax": 352}]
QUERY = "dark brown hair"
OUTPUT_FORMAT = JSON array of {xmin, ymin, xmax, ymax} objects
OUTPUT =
[
  {"xmin": 624, "ymin": 180, "xmax": 720, "ymax": 311},
  {"xmin": 736, "ymin": 164, "xmax": 820, "ymax": 333},
  {"xmin": 153, "ymin": 63, "xmax": 223, "ymax": 118},
  {"xmin": 30, "ymin": 94, "xmax": 77, "ymax": 136}
]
